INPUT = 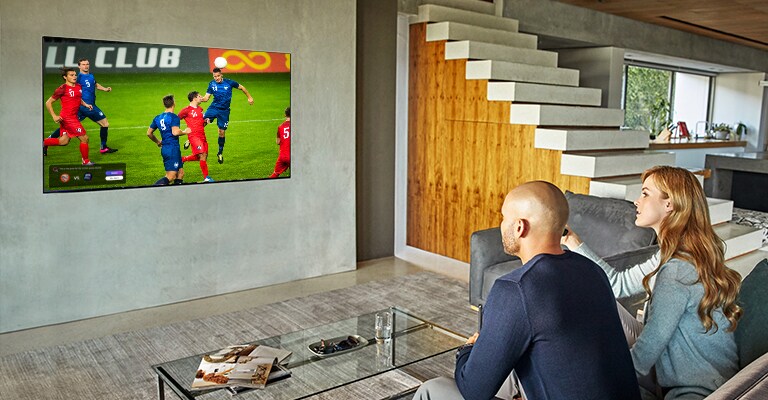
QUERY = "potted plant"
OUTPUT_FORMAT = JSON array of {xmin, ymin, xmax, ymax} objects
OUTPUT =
[
  {"xmin": 735, "ymin": 123, "xmax": 747, "ymax": 140},
  {"xmin": 646, "ymin": 96, "xmax": 672, "ymax": 140},
  {"xmin": 708, "ymin": 123, "xmax": 732, "ymax": 140}
]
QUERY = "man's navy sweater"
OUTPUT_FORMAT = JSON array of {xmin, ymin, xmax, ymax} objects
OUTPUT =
[{"xmin": 455, "ymin": 251, "xmax": 641, "ymax": 400}]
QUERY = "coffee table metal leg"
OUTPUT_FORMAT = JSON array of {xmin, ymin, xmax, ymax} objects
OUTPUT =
[{"xmin": 157, "ymin": 375, "xmax": 165, "ymax": 400}]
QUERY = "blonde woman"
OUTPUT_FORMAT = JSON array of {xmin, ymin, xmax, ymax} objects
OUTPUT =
[{"xmin": 563, "ymin": 166, "xmax": 742, "ymax": 399}]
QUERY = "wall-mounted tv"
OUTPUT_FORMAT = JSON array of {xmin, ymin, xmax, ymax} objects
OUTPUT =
[{"xmin": 42, "ymin": 37, "xmax": 291, "ymax": 193}]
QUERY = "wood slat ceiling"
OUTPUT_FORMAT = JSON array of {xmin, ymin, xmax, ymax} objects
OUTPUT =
[{"xmin": 555, "ymin": 0, "xmax": 768, "ymax": 51}]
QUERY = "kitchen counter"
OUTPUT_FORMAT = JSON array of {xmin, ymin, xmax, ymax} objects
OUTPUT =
[
  {"xmin": 649, "ymin": 138, "xmax": 747, "ymax": 150},
  {"xmin": 705, "ymin": 152, "xmax": 768, "ymax": 212}
]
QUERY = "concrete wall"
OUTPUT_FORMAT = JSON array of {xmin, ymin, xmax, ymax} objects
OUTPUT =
[
  {"xmin": 712, "ymin": 73, "xmax": 768, "ymax": 152},
  {"xmin": 556, "ymin": 47, "xmax": 625, "ymax": 108},
  {"xmin": 0, "ymin": 0, "xmax": 357, "ymax": 333},
  {"xmin": 356, "ymin": 0, "xmax": 397, "ymax": 261}
]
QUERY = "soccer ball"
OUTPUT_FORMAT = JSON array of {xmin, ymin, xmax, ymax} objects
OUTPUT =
[{"xmin": 214, "ymin": 57, "xmax": 228, "ymax": 69}]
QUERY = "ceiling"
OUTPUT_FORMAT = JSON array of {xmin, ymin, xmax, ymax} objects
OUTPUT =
[{"xmin": 555, "ymin": 0, "xmax": 768, "ymax": 52}]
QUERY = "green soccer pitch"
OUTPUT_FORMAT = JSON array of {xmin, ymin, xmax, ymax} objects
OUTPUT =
[{"xmin": 42, "ymin": 72, "xmax": 291, "ymax": 192}]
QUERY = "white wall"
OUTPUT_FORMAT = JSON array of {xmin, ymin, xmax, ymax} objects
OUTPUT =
[
  {"xmin": 0, "ymin": 0, "xmax": 357, "ymax": 333},
  {"xmin": 712, "ymin": 72, "xmax": 767, "ymax": 150}
]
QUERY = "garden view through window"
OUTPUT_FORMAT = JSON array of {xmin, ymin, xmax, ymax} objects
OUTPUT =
[{"xmin": 623, "ymin": 64, "xmax": 712, "ymax": 139}]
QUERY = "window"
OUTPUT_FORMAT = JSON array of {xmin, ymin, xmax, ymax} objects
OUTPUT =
[
  {"xmin": 622, "ymin": 64, "xmax": 713, "ymax": 138},
  {"xmin": 672, "ymin": 73, "xmax": 710, "ymax": 135}
]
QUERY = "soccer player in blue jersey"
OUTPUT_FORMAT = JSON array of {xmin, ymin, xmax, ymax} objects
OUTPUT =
[
  {"xmin": 200, "ymin": 67, "xmax": 253, "ymax": 164},
  {"xmin": 147, "ymin": 95, "xmax": 187, "ymax": 185},
  {"xmin": 44, "ymin": 58, "xmax": 117, "ymax": 156}
]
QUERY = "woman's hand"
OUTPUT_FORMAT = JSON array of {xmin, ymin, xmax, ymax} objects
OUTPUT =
[{"xmin": 561, "ymin": 225, "xmax": 583, "ymax": 250}]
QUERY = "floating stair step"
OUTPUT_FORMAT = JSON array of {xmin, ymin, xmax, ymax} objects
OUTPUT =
[
  {"xmin": 426, "ymin": 22, "xmax": 537, "ymax": 49},
  {"xmin": 487, "ymin": 82, "xmax": 599, "ymax": 105},
  {"xmin": 590, "ymin": 176, "xmax": 643, "ymax": 201},
  {"xmin": 535, "ymin": 129, "xmax": 649, "ymax": 151},
  {"xmin": 590, "ymin": 182, "xmax": 735, "ymax": 225},
  {"xmin": 466, "ymin": 60, "xmax": 579, "ymax": 86},
  {"xmin": 508, "ymin": 104, "xmax": 624, "ymax": 126},
  {"xmin": 561, "ymin": 151, "xmax": 675, "ymax": 178},
  {"xmin": 414, "ymin": 5, "xmax": 517, "ymax": 31},
  {"xmin": 590, "ymin": 176, "xmax": 723, "ymax": 205},
  {"xmin": 715, "ymin": 223, "xmax": 763, "ymax": 260},
  {"xmin": 726, "ymin": 246, "xmax": 768, "ymax": 279},
  {"xmin": 708, "ymin": 198, "xmax": 734, "ymax": 225},
  {"xmin": 421, "ymin": 0, "xmax": 495, "ymax": 15},
  {"xmin": 446, "ymin": 41, "xmax": 557, "ymax": 67}
]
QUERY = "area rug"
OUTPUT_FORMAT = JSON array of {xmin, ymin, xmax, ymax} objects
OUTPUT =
[{"xmin": 0, "ymin": 272, "xmax": 474, "ymax": 400}]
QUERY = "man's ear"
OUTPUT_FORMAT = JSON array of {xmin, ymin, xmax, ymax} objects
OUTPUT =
[{"xmin": 516, "ymin": 219, "xmax": 529, "ymax": 238}]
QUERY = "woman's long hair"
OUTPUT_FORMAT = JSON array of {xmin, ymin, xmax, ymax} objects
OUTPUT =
[{"xmin": 640, "ymin": 166, "xmax": 742, "ymax": 332}]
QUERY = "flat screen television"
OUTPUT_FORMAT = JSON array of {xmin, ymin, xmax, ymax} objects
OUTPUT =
[{"xmin": 42, "ymin": 37, "xmax": 291, "ymax": 193}]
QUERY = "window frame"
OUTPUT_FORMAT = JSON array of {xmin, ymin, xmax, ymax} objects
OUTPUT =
[{"xmin": 622, "ymin": 61, "xmax": 716, "ymax": 133}]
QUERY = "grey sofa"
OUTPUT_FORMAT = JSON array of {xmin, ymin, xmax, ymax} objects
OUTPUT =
[
  {"xmin": 707, "ymin": 257, "xmax": 768, "ymax": 399},
  {"xmin": 468, "ymin": 192, "xmax": 768, "ymax": 399},
  {"xmin": 469, "ymin": 191, "xmax": 658, "ymax": 311}
]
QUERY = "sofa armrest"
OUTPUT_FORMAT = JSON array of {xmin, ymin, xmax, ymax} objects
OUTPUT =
[
  {"xmin": 469, "ymin": 227, "xmax": 519, "ymax": 306},
  {"xmin": 704, "ymin": 352, "xmax": 768, "ymax": 399}
]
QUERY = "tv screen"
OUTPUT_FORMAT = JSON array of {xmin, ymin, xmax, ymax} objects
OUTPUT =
[{"xmin": 42, "ymin": 37, "xmax": 291, "ymax": 193}]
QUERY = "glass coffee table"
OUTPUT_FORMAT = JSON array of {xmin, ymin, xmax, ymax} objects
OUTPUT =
[{"xmin": 152, "ymin": 307, "xmax": 466, "ymax": 399}]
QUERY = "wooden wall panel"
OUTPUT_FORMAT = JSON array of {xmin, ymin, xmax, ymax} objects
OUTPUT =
[{"xmin": 407, "ymin": 23, "xmax": 590, "ymax": 262}]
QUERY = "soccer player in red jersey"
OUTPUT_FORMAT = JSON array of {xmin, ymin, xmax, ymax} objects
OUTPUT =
[
  {"xmin": 44, "ymin": 67, "xmax": 94, "ymax": 165},
  {"xmin": 179, "ymin": 91, "xmax": 214, "ymax": 182},
  {"xmin": 269, "ymin": 107, "xmax": 291, "ymax": 178}
]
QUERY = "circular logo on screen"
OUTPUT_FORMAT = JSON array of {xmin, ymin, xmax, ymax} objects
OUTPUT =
[{"xmin": 60, "ymin": 174, "xmax": 71, "ymax": 183}]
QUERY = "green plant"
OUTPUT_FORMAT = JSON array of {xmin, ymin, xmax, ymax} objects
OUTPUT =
[
  {"xmin": 708, "ymin": 123, "xmax": 732, "ymax": 140},
  {"xmin": 624, "ymin": 66, "xmax": 672, "ymax": 133},
  {"xmin": 646, "ymin": 96, "xmax": 672, "ymax": 139},
  {"xmin": 735, "ymin": 123, "xmax": 747, "ymax": 139},
  {"xmin": 710, "ymin": 123, "xmax": 731, "ymax": 132}
]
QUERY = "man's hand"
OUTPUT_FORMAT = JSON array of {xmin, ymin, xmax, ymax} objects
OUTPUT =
[
  {"xmin": 104, "ymin": 87, "xmax": 112, "ymax": 92},
  {"xmin": 183, "ymin": 128, "xmax": 191, "ymax": 134},
  {"xmin": 247, "ymin": 97, "xmax": 254, "ymax": 105},
  {"xmin": 53, "ymin": 115, "xmax": 62, "ymax": 123},
  {"xmin": 156, "ymin": 140, "xmax": 162, "ymax": 148},
  {"xmin": 466, "ymin": 332, "xmax": 479, "ymax": 345},
  {"xmin": 84, "ymin": 103, "xmax": 93, "ymax": 111}
]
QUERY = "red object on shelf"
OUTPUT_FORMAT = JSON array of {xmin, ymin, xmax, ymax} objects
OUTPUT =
[{"xmin": 677, "ymin": 121, "xmax": 690, "ymax": 138}]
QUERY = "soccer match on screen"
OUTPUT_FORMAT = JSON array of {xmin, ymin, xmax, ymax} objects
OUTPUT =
[{"xmin": 42, "ymin": 37, "xmax": 291, "ymax": 193}]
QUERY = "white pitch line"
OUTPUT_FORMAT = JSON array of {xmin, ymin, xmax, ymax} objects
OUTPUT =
[{"xmin": 104, "ymin": 118, "xmax": 285, "ymax": 131}]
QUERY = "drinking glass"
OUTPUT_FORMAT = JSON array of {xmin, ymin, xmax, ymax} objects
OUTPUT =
[{"xmin": 374, "ymin": 311, "xmax": 392, "ymax": 342}]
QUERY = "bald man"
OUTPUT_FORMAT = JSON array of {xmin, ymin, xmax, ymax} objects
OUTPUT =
[{"xmin": 415, "ymin": 181, "xmax": 640, "ymax": 400}]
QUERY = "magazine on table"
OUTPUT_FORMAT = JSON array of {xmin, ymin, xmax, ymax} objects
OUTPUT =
[
  {"xmin": 227, "ymin": 363, "xmax": 292, "ymax": 396},
  {"xmin": 190, "ymin": 344, "xmax": 292, "ymax": 391}
]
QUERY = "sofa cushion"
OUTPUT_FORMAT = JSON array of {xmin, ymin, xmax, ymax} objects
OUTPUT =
[
  {"xmin": 735, "ymin": 258, "xmax": 768, "ymax": 369},
  {"xmin": 481, "ymin": 259, "xmax": 524, "ymax": 302},
  {"xmin": 565, "ymin": 191, "xmax": 656, "ymax": 258},
  {"xmin": 603, "ymin": 246, "xmax": 659, "ymax": 314},
  {"xmin": 470, "ymin": 227, "xmax": 519, "ymax": 306}
]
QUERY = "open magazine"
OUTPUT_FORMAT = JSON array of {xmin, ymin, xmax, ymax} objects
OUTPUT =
[
  {"xmin": 227, "ymin": 363, "xmax": 292, "ymax": 396},
  {"xmin": 191, "ymin": 344, "xmax": 292, "ymax": 391}
]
